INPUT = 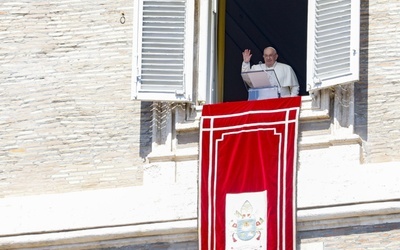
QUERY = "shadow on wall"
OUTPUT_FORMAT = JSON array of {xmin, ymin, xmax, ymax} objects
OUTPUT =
[
  {"xmin": 139, "ymin": 101, "xmax": 153, "ymax": 158},
  {"xmin": 354, "ymin": 0, "xmax": 369, "ymax": 143}
]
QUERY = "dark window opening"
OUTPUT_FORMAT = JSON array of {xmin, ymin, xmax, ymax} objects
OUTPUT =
[{"xmin": 223, "ymin": 0, "xmax": 308, "ymax": 102}]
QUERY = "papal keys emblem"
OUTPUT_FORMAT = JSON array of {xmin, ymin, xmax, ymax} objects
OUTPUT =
[{"xmin": 230, "ymin": 200, "xmax": 264, "ymax": 242}]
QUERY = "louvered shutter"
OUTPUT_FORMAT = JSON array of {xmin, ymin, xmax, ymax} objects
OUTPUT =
[
  {"xmin": 306, "ymin": 0, "xmax": 360, "ymax": 91},
  {"xmin": 132, "ymin": 0, "xmax": 194, "ymax": 101}
]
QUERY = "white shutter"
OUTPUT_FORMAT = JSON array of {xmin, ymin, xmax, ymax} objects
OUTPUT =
[
  {"xmin": 132, "ymin": 0, "xmax": 194, "ymax": 102},
  {"xmin": 307, "ymin": 0, "xmax": 360, "ymax": 91}
]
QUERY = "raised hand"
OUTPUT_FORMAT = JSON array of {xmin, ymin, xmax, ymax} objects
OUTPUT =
[{"xmin": 242, "ymin": 49, "xmax": 252, "ymax": 63}]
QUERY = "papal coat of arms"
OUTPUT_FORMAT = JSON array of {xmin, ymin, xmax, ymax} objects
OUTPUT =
[{"xmin": 226, "ymin": 191, "xmax": 267, "ymax": 250}]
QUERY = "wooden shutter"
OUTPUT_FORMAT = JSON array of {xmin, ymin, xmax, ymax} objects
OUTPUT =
[
  {"xmin": 307, "ymin": 0, "xmax": 360, "ymax": 91},
  {"xmin": 132, "ymin": 0, "xmax": 194, "ymax": 101}
]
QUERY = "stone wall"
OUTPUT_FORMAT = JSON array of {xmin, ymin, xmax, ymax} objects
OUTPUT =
[
  {"xmin": 0, "ymin": 1, "xmax": 152, "ymax": 197},
  {"xmin": 2, "ymin": 0, "xmax": 400, "ymax": 198},
  {"xmin": 355, "ymin": 0, "xmax": 400, "ymax": 163}
]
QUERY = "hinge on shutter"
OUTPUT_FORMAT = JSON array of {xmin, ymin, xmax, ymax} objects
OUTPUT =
[
  {"xmin": 133, "ymin": 75, "xmax": 142, "ymax": 99},
  {"xmin": 313, "ymin": 76, "xmax": 322, "ymax": 85}
]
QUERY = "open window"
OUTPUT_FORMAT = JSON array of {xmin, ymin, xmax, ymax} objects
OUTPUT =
[
  {"xmin": 132, "ymin": 0, "xmax": 195, "ymax": 102},
  {"xmin": 306, "ymin": 0, "xmax": 360, "ymax": 91},
  {"xmin": 221, "ymin": 0, "xmax": 360, "ymax": 102}
]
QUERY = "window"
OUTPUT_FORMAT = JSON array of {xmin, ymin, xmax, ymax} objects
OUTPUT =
[
  {"xmin": 132, "ymin": 0, "xmax": 195, "ymax": 102},
  {"xmin": 306, "ymin": 0, "xmax": 360, "ymax": 91},
  {"xmin": 132, "ymin": 0, "xmax": 360, "ymax": 102}
]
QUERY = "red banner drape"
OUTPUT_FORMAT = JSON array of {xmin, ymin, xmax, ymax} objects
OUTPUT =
[{"xmin": 199, "ymin": 97, "xmax": 301, "ymax": 250}]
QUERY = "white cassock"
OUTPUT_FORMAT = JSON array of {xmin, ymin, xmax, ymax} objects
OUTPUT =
[{"xmin": 242, "ymin": 61, "xmax": 299, "ymax": 97}]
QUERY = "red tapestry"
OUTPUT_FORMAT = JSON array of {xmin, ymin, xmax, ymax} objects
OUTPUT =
[{"xmin": 199, "ymin": 97, "xmax": 301, "ymax": 250}]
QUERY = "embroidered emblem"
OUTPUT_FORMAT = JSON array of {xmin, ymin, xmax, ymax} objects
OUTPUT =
[
  {"xmin": 226, "ymin": 191, "xmax": 267, "ymax": 249},
  {"xmin": 230, "ymin": 200, "xmax": 265, "ymax": 243}
]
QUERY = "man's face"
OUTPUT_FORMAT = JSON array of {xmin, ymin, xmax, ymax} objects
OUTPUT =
[{"xmin": 263, "ymin": 49, "xmax": 278, "ymax": 67}]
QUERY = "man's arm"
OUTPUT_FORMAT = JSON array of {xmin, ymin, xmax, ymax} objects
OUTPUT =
[
  {"xmin": 288, "ymin": 66, "xmax": 300, "ymax": 96},
  {"xmin": 290, "ymin": 85, "xmax": 300, "ymax": 96},
  {"xmin": 241, "ymin": 49, "xmax": 252, "ymax": 72},
  {"xmin": 242, "ymin": 61, "xmax": 251, "ymax": 72}
]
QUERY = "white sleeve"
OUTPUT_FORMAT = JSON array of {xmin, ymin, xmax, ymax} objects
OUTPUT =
[
  {"xmin": 241, "ymin": 61, "xmax": 251, "ymax": 72},
  {"xmin": 290, "ymin": 85, "xmax": 299, "ymax": 96},
  {"xmin": 289, "ymin": 67, "xmax": 299, "ymax": 96}
]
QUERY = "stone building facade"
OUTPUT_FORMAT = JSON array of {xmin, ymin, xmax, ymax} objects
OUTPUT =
[
  {"xmin": 0, "ymin": 0, "xmax": 400, "ymax": 249},
  {"xmin": 0, "ymin": 0, "xmax": 149, "ymax": 197},
  {"xmin": 355, "ymin": 0, "xmax": 400, "ymax": 163}
]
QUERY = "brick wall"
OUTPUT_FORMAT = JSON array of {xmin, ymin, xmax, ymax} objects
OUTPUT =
[
  {"xmin": 2, "ymin": 0, "xmax": 400, "ymax": 198},
  {"xmin": 0, "ymin": 1, "xmax": 152, "ymax": 197},
  {"xmin": 355, "ymin": 0, "xmax": 400, "ymax": 163}
]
